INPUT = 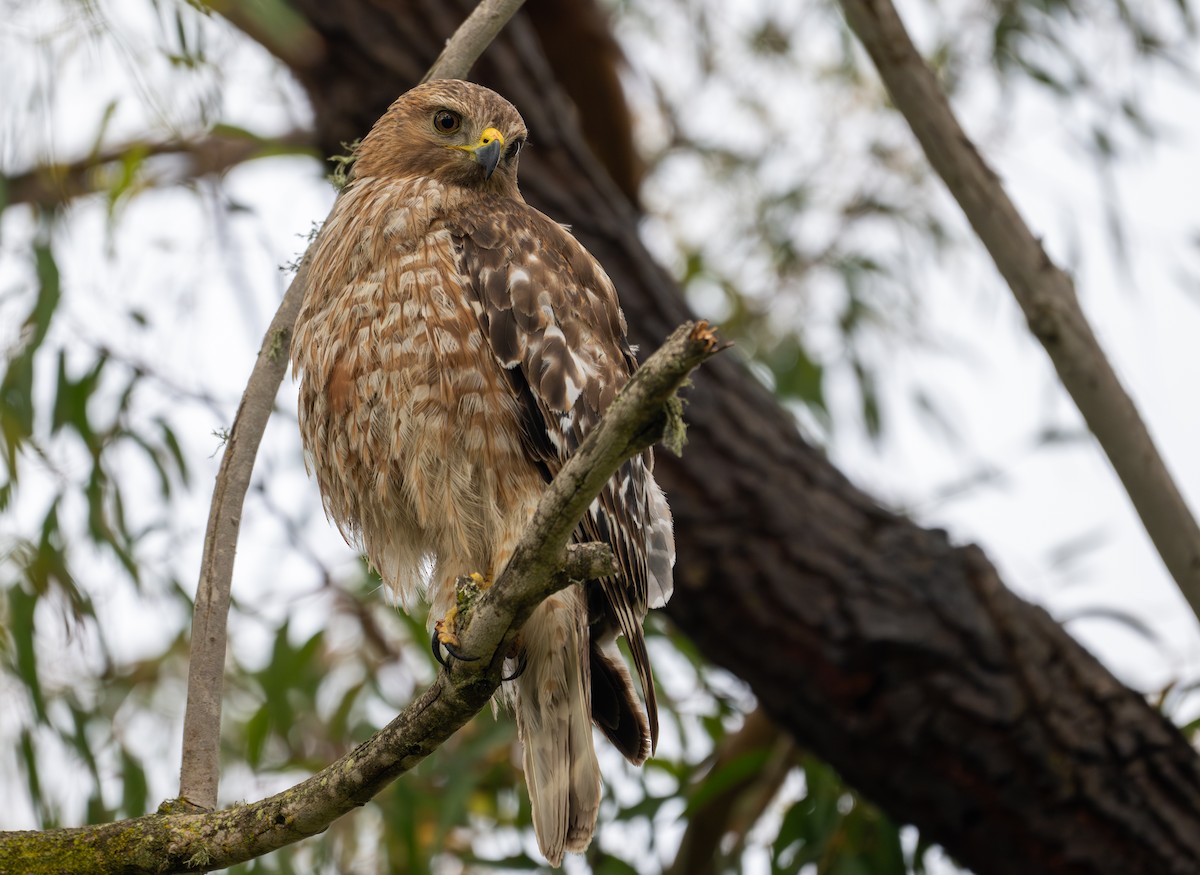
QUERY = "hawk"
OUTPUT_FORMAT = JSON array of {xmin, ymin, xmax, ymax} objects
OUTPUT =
[{"xmin": 292, "ymin": 79, "xmax": 674, "ymax": 866}]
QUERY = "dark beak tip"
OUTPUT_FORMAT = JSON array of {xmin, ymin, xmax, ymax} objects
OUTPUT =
[{"xmin": 476, "ymin": 139, "xmax": 503, "ymax": 179}]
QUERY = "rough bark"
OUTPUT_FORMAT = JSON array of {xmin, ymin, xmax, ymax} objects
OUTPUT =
[{"xmin": 236, "ymin": 1, "xmax": 1200, "ymax": 872}]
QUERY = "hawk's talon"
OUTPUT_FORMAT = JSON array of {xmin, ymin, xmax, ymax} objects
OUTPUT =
[
  {"xmin": 431, "ymin": 627, "xmax": 479, "ymax": 667},
  {"xmin": 431, "ymin": 626, "xmax": 451, "ymax": 669},
  {"xmin": 431, "ymin": 600, "xmax": 481, "ymax": 668}
]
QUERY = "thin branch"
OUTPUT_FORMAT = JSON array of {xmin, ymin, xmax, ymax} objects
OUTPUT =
[
  {"xmin": 177, "ymin": 256, "xmax": 310, "ymax": 809},
  {"xmin": 422, "ymin": 0, "xmax": 529, "ymax": 83},
  {"xmin": 3, "ymin": 129, "xmax": 315, "ymax": 210},
  {"xmin": 836, "ymin": 0, "xmax": 1200, "ymax": 616},
  {"xmin": 178, "ymin": 0, "xmax": 546, "ymax": 813},
  {"xmin": 0, "ymin": 322, "xmax": 720, "ymax": 875}
]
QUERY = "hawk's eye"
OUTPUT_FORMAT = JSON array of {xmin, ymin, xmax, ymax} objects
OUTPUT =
[
  {"xmin": 432, "ymin": 110, "xmax": 462, "ymax": 135},
  {"xmin": 505, "ymin": 138, "xmax": 524, "ymax": 161}
]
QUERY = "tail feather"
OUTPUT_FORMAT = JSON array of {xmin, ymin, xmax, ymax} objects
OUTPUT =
[
  {"xmin": 516, "ymin": 590, "xmax": 600, "ymax": 866},
  {"xmin": 625, "ymin": 626, "xmax": 659, "ymax": 754},
  {"xmin": 590, "ymin": 642, "xmax": 650, "ymax": 765}
]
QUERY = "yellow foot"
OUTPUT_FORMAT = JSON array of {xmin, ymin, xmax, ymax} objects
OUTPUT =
[
  {"xmin": 434, "ymin": 605, "xmax": 461, "ymax": 650},
  {"xmin": 430, "ymin": 573, "xmax": 489, "ymax": 668}
]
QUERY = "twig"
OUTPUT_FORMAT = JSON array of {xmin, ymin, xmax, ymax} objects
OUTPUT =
[
  {"xmin": 836, "ymin": 0, "xmax": 1200, "ymax": 617},
  {"xmin": 177, "ymin": 0, "xmax": 541, "ymax": 814},
  {"xmin": 1, "ymin": 322, "xmax": 720, "ymax": 875}
]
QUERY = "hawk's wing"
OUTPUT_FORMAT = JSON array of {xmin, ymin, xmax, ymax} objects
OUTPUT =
[{"xmin": 449, "ymin": 196, "xmax": 674, "ymax": 750}]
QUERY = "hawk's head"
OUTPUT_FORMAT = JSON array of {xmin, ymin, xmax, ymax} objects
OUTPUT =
[{"xmin": 353, "ymin": 79, "xmax": 528, "ymax": 196}]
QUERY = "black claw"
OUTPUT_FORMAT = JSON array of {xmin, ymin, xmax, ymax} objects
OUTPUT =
[
  {"xmin": 445, "ymin": 643, "xmax": 479, "ymax": 662},
  {"xmin": 430, "ymin": 628, "xmax": 479, "ymax": 667},
  {"xmin": 431, "ymin": 628, "xmax": 450, "ymax": 669},
  {"xmin": 502, "ymin": 652, "xmax": 528, "ymax": 682}
]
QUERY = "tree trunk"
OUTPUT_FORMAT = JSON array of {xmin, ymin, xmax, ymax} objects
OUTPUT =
[{"xmin": 246, "ymin": 1, "xmax": 1200, "ymax": 871}]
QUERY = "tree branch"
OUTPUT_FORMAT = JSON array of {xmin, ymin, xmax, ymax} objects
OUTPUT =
[
  {"xmin": 422, "ymin": 0, "xmax": 529, "ymax": 84},
  {"xmin": 2, "ymin": 129, "xmax": 315, "ymax": 211},
  {"xmin": 177, "ymin": 0, "xmax": 535, "ymax": 811},
  {"xmin": 177, "ymin": 255, "xmax": 311, "ymax": 810},
  {"xmin": 836, "ymin": 0, "xmax": 1200, "ymax": 618},
  {"xmin": 0, "ymin": 322, "xmax": 718, "ymax": 875}
]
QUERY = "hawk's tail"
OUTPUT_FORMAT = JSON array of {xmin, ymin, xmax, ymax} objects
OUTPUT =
[
  {"xmin": 516, "ymin": 589, "xmax": 601, "ymax": 867},
  {"xmin": 589, "ymin": 639, "xmax": 651, "ymax": 765}
]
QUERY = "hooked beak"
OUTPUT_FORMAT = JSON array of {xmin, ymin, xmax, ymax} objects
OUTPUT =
[{"xmin": 466, "ymin": 127, "xmax": 504, "ymax": 179}]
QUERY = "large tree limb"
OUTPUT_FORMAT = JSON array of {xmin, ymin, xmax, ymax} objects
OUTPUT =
[
  {"xmin": 0, "ymin": 322, "xmax": 717, "ymax": 875},
  {"xmin": 254, "ymin": 2, "xmax": 1200, "ymax": 872},
  {"xmin": 177, "ymin": 0, "xmax": 529, "ymax": 811},
  {"xmin": 836, "ymin": 0, "xmax": 1200, "ymax": 616}
]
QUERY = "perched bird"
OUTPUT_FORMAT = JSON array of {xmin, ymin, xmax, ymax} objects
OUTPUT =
[{"xmin": 292, "ymin": 79, "xmax": 674, "ymax": 865}]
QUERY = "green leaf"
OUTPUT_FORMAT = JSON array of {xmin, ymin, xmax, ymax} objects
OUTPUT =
[
  {"xmin": 51, "ymin": 350, "xmax": 106, "ymax": 442},
  {"xmin": 127, "ymin": 430, "xmax": 175, "ymax": 499},
  {"xmin": 684, "ymin": 748, "xmax": 772, "ymax": 816},
  {"xmin": 0, "ymin": 238, "xmax": 61, "ymax": 478},
  {"xmin": 594, "ymin": 855, "xmax": 641, "ymax": 875},
  {"xmin": 837, "ymin": 802, "xmax": 906, "ymax": 875},
  {"xmin": 463, "ymin": 853, "xmax": 542, "ymax": 870},
  {"xmin": 327, "ymin": 678, "xmax": 366, "ymax": 739},
  {"xmin": 68, "ymin": 702, "xmax": 104, "ymax": 793},
  {"xmin": 30, "ymin": 240, "xmax": 61, "ymax": 349},
  {"xmin": 18, "ymin": 728, "xmax": 49, "ymax": 827},
  {"xmin": 8, "ymin": 582, "xmax": 46, "ymax": 722},
  {"xmin": 0, "ymin": 349, "xmax": 34, "ymax": 477},
  {"xmin": 245, "ymin": 704, "xmax": 271, "ymax": 769},
  {"xmin": 88, "ymin": 100, "xmax": 121, "ymax": 160},
  {"xmin": 765, "ymin": 335, "xmax": 827, "ymax": 413},
  {"xmin": 157, "ymin": 418, "xmax": 190, "ymax": 486},
  {"xmin": 772, "ymin": 798, "xmax": 808, "ymax": 872},
  {"xmin": 852, "ymin": 358, "xmax": 882, "ymax": 440}
]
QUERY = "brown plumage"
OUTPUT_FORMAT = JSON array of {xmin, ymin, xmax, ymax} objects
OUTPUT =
[{"xmin": 291, "ymin": 79, "xmax": 674, "ymax": 866}]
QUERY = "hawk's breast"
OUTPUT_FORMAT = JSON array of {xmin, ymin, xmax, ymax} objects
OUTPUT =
[{"xmin": 294, "ymin": 178, "xmax": 545, "ymax": 595}]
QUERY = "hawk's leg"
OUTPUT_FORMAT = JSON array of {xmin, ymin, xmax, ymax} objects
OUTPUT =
[{"xmin": 431, "ymin": 572, "xmax": 489, "ymax": 667}]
